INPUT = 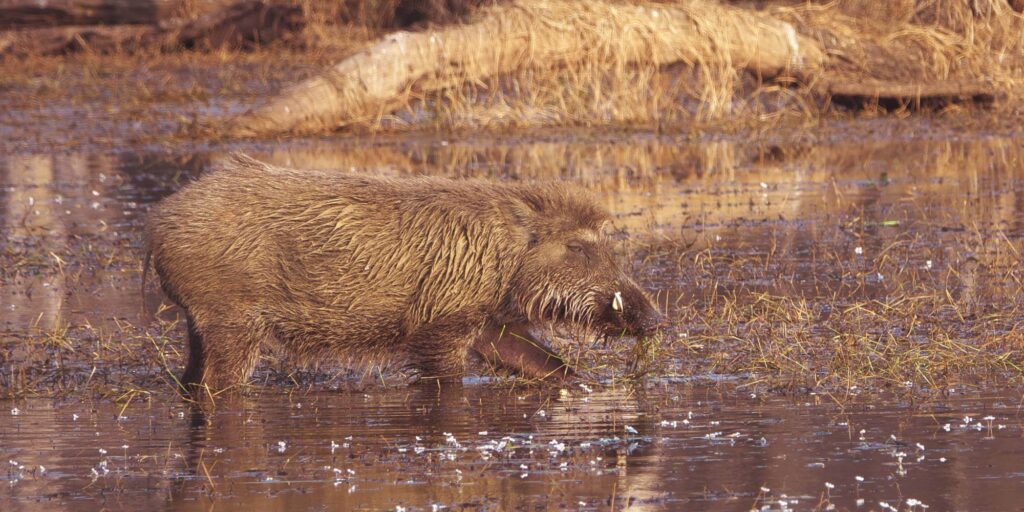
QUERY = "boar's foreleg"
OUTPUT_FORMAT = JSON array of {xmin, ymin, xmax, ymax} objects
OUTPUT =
[
  {"xmin": 405, "ymin": 312, "xmax": 484, "ymax": 381},
  {"xmin": 181, "ymin": 314, "xmax": 268, "ymax": 393},
  {"xmin": 473, "ymin": 322, "xmax": 574, "ymax": 381}
]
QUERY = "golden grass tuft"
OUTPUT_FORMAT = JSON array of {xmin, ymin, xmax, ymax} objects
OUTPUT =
[
  {"xmin": 274, "ymin": 0, "xmax": 1024, "ymax": 133},
  {"xmin": 656, "ymin": 212, "xmax": 1024, "ymax": 394},
  {"xmin": 226, "ymin": 0, "xmax": 828, "ymax": 135},
  {"xmin": 4, "ymin": 0, "xmax": 1024, "ymax": 146}
]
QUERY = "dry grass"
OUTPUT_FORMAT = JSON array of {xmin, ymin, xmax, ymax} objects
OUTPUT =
[
  {"xmin": 236, "ymin": 0, "xmax": 825, "ymax": 135},
  {"xmin": 9, "ymin": 260, "xmax": 1018, "ymax": 400},
  {"xmin": 688, "ymin": 291, "xmax": 1024, "ymax": 393},
  {"xmin": 362, "ymin": 0, "xmax": 1024, "ymax": 132},
  {"xmin": 783, "ymin": 0, "xmax": 1024, "ymax": 81},
  {"xmin": 2, "ymin": 0, "xmax": 1024, "ymax": 149}
]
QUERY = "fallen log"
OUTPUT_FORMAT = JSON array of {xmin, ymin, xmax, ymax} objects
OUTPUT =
[
  {"xmin": 226, "ymin": 0, "xmax": 826, "ymax": 137},
  {"xmin": 816, "ymin": 78, "xmax": 998, "ymax": 110}
]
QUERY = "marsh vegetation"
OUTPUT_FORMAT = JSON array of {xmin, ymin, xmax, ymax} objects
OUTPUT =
[{"xmin": 2, "ymin": 1, "xmax": 1024, "ymax": 509}]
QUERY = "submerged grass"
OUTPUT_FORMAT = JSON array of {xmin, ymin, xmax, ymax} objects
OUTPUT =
[
  {"xmin": 688, "ymin": 292, "xmax": 1024, "ymax": 393},
  {"xmin": 24, "ymin": 281, "xmax": 1019, "ymax": 400},
  {"xmin": 644, "ymin": 214, "xmax": 1024, "ymax": 394}
]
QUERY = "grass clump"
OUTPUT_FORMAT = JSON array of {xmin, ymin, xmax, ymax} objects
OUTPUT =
[
  {"xmin": 661, "ymin": 225, "xmax": 1024, "ymax": 395},
  {"xmin": 690, "ymin": 293, "xmax": 1024, "ymax": 393},
  {"xmin": 233, "ymin": 0, "xmax": 1024, "ymax": 135}
]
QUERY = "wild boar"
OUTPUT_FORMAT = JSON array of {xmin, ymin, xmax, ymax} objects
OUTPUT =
[{"xmin": 145, "ymin": 154, "xmax": 661, "ymax": 390}]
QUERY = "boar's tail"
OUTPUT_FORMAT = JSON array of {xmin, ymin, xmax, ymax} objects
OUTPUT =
[{"xmin": 140, "ymin": 250, "xmax": 152, "ymax": 323}]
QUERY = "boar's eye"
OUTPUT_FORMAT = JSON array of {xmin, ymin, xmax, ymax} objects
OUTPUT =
[{"xmin": 566, "ymin": 242, "xmax": 585, "ymax": 254}]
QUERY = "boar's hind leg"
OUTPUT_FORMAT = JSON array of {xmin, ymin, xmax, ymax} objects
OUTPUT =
[
  {"xmin": 180, "ymin": 314, "xmax": 205, "ymax": 389},
  {"xmin": 473, "ymin": 322, "xmax": 574, "ymax": 380}
]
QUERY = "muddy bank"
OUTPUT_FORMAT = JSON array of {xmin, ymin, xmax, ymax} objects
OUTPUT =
[{"xmin": 2, "ymin": 48, "xmax": 1024, "ymax": 157}]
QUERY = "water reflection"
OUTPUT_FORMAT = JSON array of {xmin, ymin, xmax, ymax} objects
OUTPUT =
[
  {"xmin": 1, "ymin": 386, "xmax": 1022, "ymax": 510},
  {"xmin": 1, "ymin": 153, "xmax": 134, "ymax": 332},
  {"xmin": 2, "ymin": 136, "xmax": 1021, "ymax": 333}
]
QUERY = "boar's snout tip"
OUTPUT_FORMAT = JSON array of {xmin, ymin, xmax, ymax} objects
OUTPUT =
[
  {"xmin": 635, "ymin": 308, "xmax": 667, "ymax": 337},
  {"xmin": 611, "ymin": 287, "xmax": 666, "ymax": 337}
]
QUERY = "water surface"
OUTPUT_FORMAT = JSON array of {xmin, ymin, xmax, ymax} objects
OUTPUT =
[{"xmin": 3, "ymin": 385, "xmax": 1023, "ymax": 510}]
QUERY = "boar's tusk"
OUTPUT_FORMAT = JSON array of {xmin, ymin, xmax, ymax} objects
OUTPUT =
[{"xmin": 612, "ymin": 291, "xmax": 624, "ymax": 312}]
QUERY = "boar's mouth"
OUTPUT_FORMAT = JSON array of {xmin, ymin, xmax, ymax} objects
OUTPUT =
[
  {"xmin": 597, "ymin": 288, "xmax": 664, "ymax": 338},
  {"xmin": 519, "ymin": 287, "xmax": 663, "ymax": 338}
]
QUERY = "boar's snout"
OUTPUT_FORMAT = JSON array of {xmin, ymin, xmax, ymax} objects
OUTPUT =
[{"xmin": 602, "ymin": 283, "xmax": 664, "ymax": 337}]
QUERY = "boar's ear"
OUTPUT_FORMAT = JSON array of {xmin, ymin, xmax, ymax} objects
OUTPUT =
[{"xmin": 505, "ymin": 193, "xmax": 546, "ymax": 247}]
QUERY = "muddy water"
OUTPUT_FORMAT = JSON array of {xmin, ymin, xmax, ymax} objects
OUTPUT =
[
  {"xmin": 2, "ymin": 131, "xmax": 1024, "ymax": 509},
  {"xmin": 3, "ymin": 386, "xmax": 1024, "ymax": 510}
]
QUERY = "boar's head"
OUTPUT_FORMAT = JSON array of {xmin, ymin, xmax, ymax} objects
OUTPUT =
[{"xmin": 506, "ymin": 186, "xmax": 663, "ymax": 338}]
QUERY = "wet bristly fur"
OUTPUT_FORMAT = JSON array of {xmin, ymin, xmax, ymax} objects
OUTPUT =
[{"xmin": 145, "ymin": 154, "xmax": 659, "ymax": 390}]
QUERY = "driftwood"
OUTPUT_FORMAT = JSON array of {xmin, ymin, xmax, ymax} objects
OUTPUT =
[
  {"xmin": 226, "ymin": 0, "xmax": 826, "ymax": 137},
  {"xmin": 0, "ymin": 0, "xmax": 303, "ymax": 55}
]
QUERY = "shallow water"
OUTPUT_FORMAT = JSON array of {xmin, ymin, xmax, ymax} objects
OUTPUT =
[
  {"xmin": 2, "ymin": 128, "xmax": 1024, "ymax": 509},
  {"xmin": 3, "ymin": 134, "xmax": 1022, "ymax": 332},
  {"xmin": 3, "ymin": 385, "xmax": 1023, "ymax": 510}
]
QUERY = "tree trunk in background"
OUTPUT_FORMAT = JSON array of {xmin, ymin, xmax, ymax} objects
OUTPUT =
[
  {"xmin": 0, "ymin": 0, "xmax": 188, "ymax": 28},
  {"xmin": 0, "ymin": 1, "xmax": 304, "ymax": 55}
]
